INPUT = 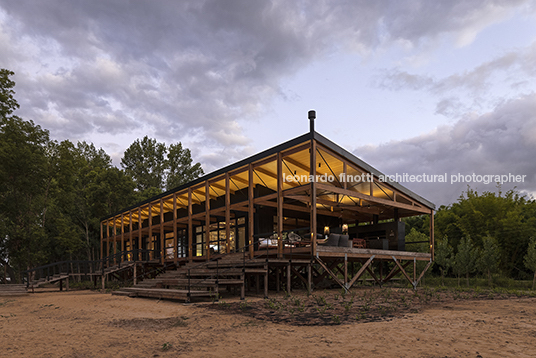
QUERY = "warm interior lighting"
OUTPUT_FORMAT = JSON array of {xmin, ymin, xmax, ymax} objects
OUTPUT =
[
  {"xmin": 342, "ymin": 224, "xmax": 348, "ymax": 234},
  {"xmin": 324, "ymin": 226, "xmax": 330, "ymax": 235}
]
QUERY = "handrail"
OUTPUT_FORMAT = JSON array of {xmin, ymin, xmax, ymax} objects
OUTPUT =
[
  {"xmin": 23, "ymin": 249, "xmax": 158, "ymax": 288},
  {"xmin": 184, "ymin": 233, "xmax": 304, "ymax": 301}
]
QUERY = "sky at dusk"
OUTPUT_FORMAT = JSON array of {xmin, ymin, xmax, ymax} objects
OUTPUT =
[{"xmin": 1, "ymin": 0, "xmax": 536, "ymax": 206}]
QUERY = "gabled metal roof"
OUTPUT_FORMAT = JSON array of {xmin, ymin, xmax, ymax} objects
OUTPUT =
[{"xmin": 102, "ymin": 130, "xmax": 435, "ymax": 220}]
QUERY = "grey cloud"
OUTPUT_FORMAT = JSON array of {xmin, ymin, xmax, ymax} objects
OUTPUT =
[
  {"xmin": 354, "ymin": 94, "xmax": 536, "ymax": 206},
  {"xmin": 1, "ymin": 0, "xmax": 534, "ymax": 164},
  {"xmin": 373, "ymin": 43, "xmax": 536, "ymax": 108}
]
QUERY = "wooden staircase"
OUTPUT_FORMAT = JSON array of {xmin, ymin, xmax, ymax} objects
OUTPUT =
[
  {"xmin": 0, "ymin": 284, "xmax": 29, "ymax": 296},
  {"xmin": 112, "ymin": 253, "xmax": 269, "ymax": 302}
]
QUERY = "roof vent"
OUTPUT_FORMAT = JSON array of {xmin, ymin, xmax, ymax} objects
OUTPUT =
[{"xmin": 308, "ymin": 110, "xmax": 316, "ymax": 133}]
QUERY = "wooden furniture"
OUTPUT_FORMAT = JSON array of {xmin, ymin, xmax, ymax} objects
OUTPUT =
[{"xmin": 353, "ymin": 238, "xmax": 366, "ymax": 248}]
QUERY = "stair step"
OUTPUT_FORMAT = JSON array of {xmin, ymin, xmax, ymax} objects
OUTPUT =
[
  {"xmin": 159, "ymin": 278, "xmax": 243, "ymax": 287},
  {"xmin": 120, "ymin": 287, "xmax": 214, "ymax": 300}
]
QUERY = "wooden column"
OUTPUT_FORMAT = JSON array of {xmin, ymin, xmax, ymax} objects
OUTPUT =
[
  {"xmin": 310, "ymin": 140, "xmax": 317, "ymax": 256},
  {"xmin": 160, "ymin": 198, "xmax": 165, "ymax": 264},
  {"xmin": 113, "ymin": 217, "xmax": 117, "ymax": 264},
  {"xmin": 248, "ymin": 163, "xmax": 254, "ymax": 259},
  {"xmin": 430, "ymin": 210, "xmax": 435, "ymax": 260},
  {"xmin": 277, "ymin": 152, "xmax": 283, "ymax": 258},
  {"xmin": 100, "ymin": 221, "xmax": 103, "ymax": 261},
  {"xmin": 137, "ymin": 207, "xmax": 142, "ymax": 261},
  {"xmin": 129, "ymin": 211, "xmax": 133, "ymax": 261},
  {"xmin": 205, "ymin": 181, "xmax": 211, "ymax": 261},
  {"xmin": 148, "ymin": 203, "xmax": 152, "ymax": 260},
  {"xmin": 188, "ymin": 188, "xmax": 193, "ymax": 262},
  {"xmin": 225, "ymin": 173, "xmax": 231, "ymax": 254},
  {"xmin": 173, "ymin": 193, "xmax": 178, "ymax": 263},
  {"xmin": 106, "ymin": 219, "xmax": 110, "ymax": 260},
  {"xmin": 120, "ymin": 214, "xmax": 124, "ymax": 262}
]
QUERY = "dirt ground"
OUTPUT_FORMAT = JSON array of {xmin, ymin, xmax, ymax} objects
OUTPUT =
[{"xmin": 1, "ymin": 289, "xmax": 535, "ymax": 358}]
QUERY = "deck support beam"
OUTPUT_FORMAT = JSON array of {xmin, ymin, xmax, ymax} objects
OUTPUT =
[
  {"xmin": 314, "ymin": 256, "xmax": 347, "ymax": 292},
  {"xmin": 346, "ymin": 255, "xmax": 375, "ymax": 290}
]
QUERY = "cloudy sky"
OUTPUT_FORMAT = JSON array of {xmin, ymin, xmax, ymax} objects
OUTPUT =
[{"xmin": 1, "ymin": 0, "xmax": 536, "ymax": 206}]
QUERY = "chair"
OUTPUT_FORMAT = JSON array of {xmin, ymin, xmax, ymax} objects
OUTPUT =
[
  {"xmin": 338, "ymin": 234, "xmax": 352, "ymax": 248},
  {"xmin": 353, "ymin": 238, "xmax": 366, "ymax": 248},
  {"xmin": 327, "ymin": 233, "xmax": 340, "ymax": 246}
]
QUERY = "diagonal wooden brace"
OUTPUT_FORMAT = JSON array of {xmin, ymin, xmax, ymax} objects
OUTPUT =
[
  {"xmin": 346, "ymin": 255, "xmax": 375, "ymax": 290},
  {"xmin": 314, "ymin": 256, "xmax": 347, "ymax": 292}
]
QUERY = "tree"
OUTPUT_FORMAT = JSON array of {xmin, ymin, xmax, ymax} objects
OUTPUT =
[
  {"xmin": 121, "ymin": 136, "xmax": 166, "ymax": 194},
  {"xmin": 0, "ymin": 72, "xmax": 52, "ymax": 279},
  {"xmin": 524, "ymin": 237, "xmax": 536, "ymax": 290},
  {"xmin": 477, "ymin": 235, "xmax": 500, "ymax": 286},
  {"xmin": 434, "ymin": 188, "xmax": 536, "ymax": 278},
  {"xmin": 453, "ymin": 237, "xmax": 476, "ymax": 286},
  {"xmin": 165, "ymin": 142, "xmax": 204, "ymax": 190},
  {"xmin": 121, "ymin": 136, "xmax": 203, "ymax": 200},
  {"xmin": 0, "ymin": 69, "xmax": 19, "ymax": 119},
  {"xmin": 434, "ymin": 236, "xmax": 453, "ymax": 286}
]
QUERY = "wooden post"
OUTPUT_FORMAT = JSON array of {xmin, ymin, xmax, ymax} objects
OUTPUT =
[
  {"xmin": 160, "ymin": 198, "xmax": 165, "ymax": 264},
  {"xmin": 248, "ymin": 163, "xmax": 254, "ymax": 259},
  {"xmin": 100, "ymin": 221, "xmax": 103, "ymax": 261},
  {"xmin": 430, "ymin": 210, "xmax": 435, "ymax": 260},
  {"xmin": 225, "ymin": 173, "xmax": 231, "ymax": 254},
  {"xmin": 264, "ymin": 263, "xmax": 269, "ymax": 299},
  {"xmin": 287, "ymin": 262, "xmax": 291, "ymax": 293},
  {"xmin": 148, "ymin": 203, "xmax": 152, "ymax": 260},
  {"xmin": 113, "ymin": 217, "xmax": 117, "ymax": 264},
  {"xmin": 307, "ymin": 262, "xmax": 312, "ymax": 294},
  {"xmin": 188, "ymin": 188, "xmax": 193, "ymax": 262},
  {"xmin": 133, "ymin": 264, "xmax": 137, "ymax": 285},
  {"xmin": 129, "ymin": 211, "xmax": 133, "ymax": 261},
  {"xmin": 138, "ymin": 207, "xmax": 142, "ymax": 261},
  {"xmin": 276, "ymin": 267, "xmax": 280, "ymax": 292},
  {"xmin": 413, "ymin": 258, "xmax": 416, "ymax": 283},
  {"xmin": 205, "ymin": 181, "xmax": 211, "ymax": 261},
  {"xmin": 277, "ymin": 152, "xmax": 283, "ymax": 258},
  {"xmin": 120, "ymin": 214, "xmax": 124, "ymax": 262},
  {"xmin": 344, "ymin": 254, "xmax": 348, "ymax": 286},
  {"xmin": 173, "ymin": 192, "xmax": 178, "ymax": 263},
  {"xmin": 310, "ymin": 140, "xmax": 317, "ymax": 256}
]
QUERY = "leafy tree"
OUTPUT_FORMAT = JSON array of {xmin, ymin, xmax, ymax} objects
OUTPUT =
[
  {"xmin": 0, "ymin": 69, "xmax": 19, "ymax": 118},
  {"xmin": 477, "ymin": 235, "xmax": 500, "ymax": 286},
  {"xmin": 121, "ymin": 136, "xmax": 203, "ymax": 200},
  {"xmin": 0, "ymin": 77, "xmax": 51, "ymax": 279},
  {"xmin": 453, "ymin": 237, "xmax": 476, "ymax": 286},
  {"xmin": 435, "ymin": 188, "xmax": 536, "ymax": 278},
  {"xmin": 434, "ymin": 236, "xmax": 453, "ymax": 286},
  {"xmin": 165, "ymin": 142, "xmax": 204, "ymax": 190},
  {"xmin": 121, "ymin": 136, "xmax": 167, "ymax": 194},
  {"xmin": 524, "ymin": 237, "xmax": 536, "ymax": 290},
  {"xmin": 404, "ymin": 227, "xmax": 429, "ymax": 253}
]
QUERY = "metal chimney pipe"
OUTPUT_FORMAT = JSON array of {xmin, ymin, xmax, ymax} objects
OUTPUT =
[{"xmin": 308, "ymin": 110, "xmax": 316, "ymax": 134}]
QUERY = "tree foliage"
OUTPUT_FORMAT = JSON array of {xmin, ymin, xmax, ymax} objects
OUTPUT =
[
  {"xmin": 477, "ymin": 235, "xmax": 500, "ymax": 286},
  {"xmin": 434, "ymin": 236, "xmax": 453, "ymax": 286},
  {"xmin": 524, "ymin": 237, "xmax": 536, "ymax": 290},
  {"xmin": 0, "ymin": 69, "xmax": 204, "ymax": 282},
  {"xmin": 435, "ymin": 188, "xmax": 536, "ymax": 278},
  {"xmin": 453, "ymin": 237, "xmax": 476, "ymax": 286},
  {"xmin": 121, "ymin": 136, "xmax": 203, "ymax": 200}
]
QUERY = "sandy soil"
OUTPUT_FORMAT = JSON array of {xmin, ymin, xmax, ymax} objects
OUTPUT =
[{"xmin": 1, "ymin": 289, "xmax": 535, "ymax": 358}]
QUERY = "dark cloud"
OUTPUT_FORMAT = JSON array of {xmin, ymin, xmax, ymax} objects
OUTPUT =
[
  {"xmin": 0, "ymin": 0, "xmax": 534, "ymax": 171},
  {"xmin": 355, "ymin": 94, "xmax": 536, "ymax": 206}
]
